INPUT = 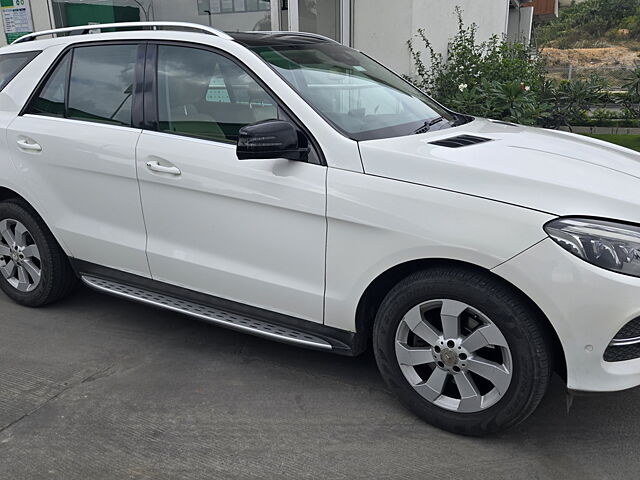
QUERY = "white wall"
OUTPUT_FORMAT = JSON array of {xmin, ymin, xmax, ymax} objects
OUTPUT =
[
  {"xmin": 353, "ymin": 0, "xmax": 511, "ymax": 75},
  {"xmin": 31, "ymin": 0, "xmax": 54, "ymax": 32},
  {"xmin": 351, "ymin": 0, "xmax": 413, "ymax": 74}
]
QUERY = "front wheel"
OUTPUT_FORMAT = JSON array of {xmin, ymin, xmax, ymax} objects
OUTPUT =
[{"xmin": 373, "ymin": 267, "xmax": 553, "ymax": 436}]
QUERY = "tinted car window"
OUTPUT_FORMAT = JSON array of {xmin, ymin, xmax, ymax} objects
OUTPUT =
[
  {"xmin": 68, "ymin": 44, "xmax": 137, "ymax": 127},
  {"xmin": 157, "ymin": 45, "xmax": 278, "ymax": 143},
  {"xmin": 27, "ymin": 51, "xmax": 70, "ymax": 118},
  {"xmin": 0, "ymin": 50, "xmax": 40, "ymax": 91}
]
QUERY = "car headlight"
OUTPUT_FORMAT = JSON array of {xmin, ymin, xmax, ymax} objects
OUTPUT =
[{"xmin": 544, "ymin": 217, "xmax": 640, "ymax": 277}]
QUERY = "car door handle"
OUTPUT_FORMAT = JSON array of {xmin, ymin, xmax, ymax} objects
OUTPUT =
[
  {"xmin": 17, "ymin": 138, "xmax": 42, "ymax": 152},
  {"xmin": 146, "ymin": 160, "xmax": 181, "ymax": 176}
]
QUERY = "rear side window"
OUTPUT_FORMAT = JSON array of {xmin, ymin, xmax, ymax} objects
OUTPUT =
[
  {"xmin": 68, "ymin": 45, "xmax": 137, "ymax": 127},
  {"xmin": 0, "ymin": 51, "xmax": 40, "ymax": 91},
  {"xmin": 28, "ymin": 51, "xmax": 70, "ymax": 118},
  {"xmin": 25, "ymin": 44, "xmax": 138, "ymax": 127}
]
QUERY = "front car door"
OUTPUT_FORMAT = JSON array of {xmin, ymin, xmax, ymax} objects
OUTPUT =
[
  {"xmin": 6, "ymin": 42, "xmax": 150, "ymax": 277},
  {"xmin": 136, "ymin": 43, "xmax": 327, "ymax": 322}
]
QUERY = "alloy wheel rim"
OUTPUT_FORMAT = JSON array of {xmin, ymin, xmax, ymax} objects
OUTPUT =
[
  {"xmin": 0, "ymin": 219, "xmax": 42, "ymax": 292},
  {"xmin": 395, "ymin": 299, "xmax": 513, "ymax": 413}
]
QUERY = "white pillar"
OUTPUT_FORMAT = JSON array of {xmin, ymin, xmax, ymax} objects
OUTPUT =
[
  {"xmin": 288, "ymin": 0, "xmax": 299, "ymax": 31},
  {"xmin": 270, "ymin": 0, "xmax": 280, "ymax": 30},
  {"xmin": 340, "ymin": 0, "xmax": 351, "ymax": 45}
]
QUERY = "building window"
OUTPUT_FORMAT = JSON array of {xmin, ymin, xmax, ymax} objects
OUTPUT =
[{"xmin": 205, "ymin": 0, "xmax": 270, "ymax": 14}]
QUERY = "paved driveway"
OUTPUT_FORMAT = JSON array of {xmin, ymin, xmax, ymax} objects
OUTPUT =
[{"xmin": 0, "ymin": 286, "xmax": 638, "ymax": 479}]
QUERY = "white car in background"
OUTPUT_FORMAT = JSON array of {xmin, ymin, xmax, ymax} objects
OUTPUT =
[{"xmin": 0, "ymin": 22, "xmax": 639, "ymax": 436}]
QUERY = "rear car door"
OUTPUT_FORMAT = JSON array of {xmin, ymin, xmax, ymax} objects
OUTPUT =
[
  {"xmin": 136, "ymin": 43, "xmax": 327, "ymax": 322},
  {"xmin": 6, "ymin": 42, "xmax": 150, "ymax": 277}
]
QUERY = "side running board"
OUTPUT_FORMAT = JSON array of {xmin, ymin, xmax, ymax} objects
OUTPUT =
[{"xmin": 81, "ymin": 275, "xmax": 333, "ymax": 351}]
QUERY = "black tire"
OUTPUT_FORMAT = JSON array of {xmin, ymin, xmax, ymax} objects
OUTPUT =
[
  {"xmin": 0, "ymin": 198, "xmax": 77, "ymax": 307},
  {"xmin": 373, "ymin": 266, "xmax": 553, "ymax": 436}
]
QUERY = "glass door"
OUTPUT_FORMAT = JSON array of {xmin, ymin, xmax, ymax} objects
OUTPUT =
[
  {"xmin": 299, "ymin": 0, "xmax": 339, "ymax": 41},
  {"xmin": 273, "ymin": 0, "xmax": 350, "ymax": 44}
]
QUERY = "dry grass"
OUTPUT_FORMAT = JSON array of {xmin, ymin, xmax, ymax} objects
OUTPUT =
[{"xmin": 542, "ymin": 46, "xmax": 639, "ymax": 68}]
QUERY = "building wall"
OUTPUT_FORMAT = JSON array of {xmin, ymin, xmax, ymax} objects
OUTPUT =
[
  {"xmin": 151, "ymin": 2, "xmax": 269, "ymax": 32},
  {"xmin": 1, "ymin": 0, "xmax": 516, "ymax": 78},
  {"xmin": 0, "ymin": 0, "xmax": 271, "ymax": 47},
  {"xmin": 351, "ymin": 0, "xmax": 413, "ymax": 74},
  {"xmin": 507, "ymin": 5, "xmax": 534, "ymax": 44},
  {"xmin": 352, "ymin": 0, "xmax": 511, "ymax": 75},
  {"xmin": 30, "ymin": 1, "xmax": 53, "ymax": 33},
  {"xmin": 532, "ymin": 0, "xmax": 558, "ymax": 17}
]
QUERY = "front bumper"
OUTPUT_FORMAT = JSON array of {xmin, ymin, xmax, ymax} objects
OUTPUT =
[{"xmin": 492, "ymin": 238, "xmax": 640, "ymax": 392}]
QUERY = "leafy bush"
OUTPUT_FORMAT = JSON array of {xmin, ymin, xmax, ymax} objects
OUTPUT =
[
  {"xmin": 538, "ymin": 76, "xmax": 608, "ymax": 128},
  {"xmin": 408, "ymin": 8, "xmax": 545, "ymax": 115},
  {"xmin": 615, "ymin": 65, "xmax": 640, "ymax": 120},
  {"xmin": 406, "ymin": 9, "xmax": 609, "ymax": 128}
]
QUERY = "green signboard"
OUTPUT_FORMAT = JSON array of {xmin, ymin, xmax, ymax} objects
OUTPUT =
[
  {"xmin": 1, "ymin": 0, "xmax": 33, "ymax": 44},
  {"xmin": 63, "ymin": 4, "xmax": 140, "ymax": 27}
]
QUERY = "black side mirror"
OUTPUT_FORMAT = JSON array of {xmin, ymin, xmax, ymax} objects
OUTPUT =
[{"xmin": 237, "ymin": 120, "xmax": 310, "ymax": 161}]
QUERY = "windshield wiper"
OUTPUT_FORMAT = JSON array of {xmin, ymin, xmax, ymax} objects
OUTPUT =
[{"xmin": 414, "ymin": 116, "xmax": 445, "ymax": 135}]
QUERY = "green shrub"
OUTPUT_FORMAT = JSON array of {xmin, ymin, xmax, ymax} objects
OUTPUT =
[
  {"xmin": 406, "ymin": 9, "xmax": 608, "ymax": 128},
  {"xmin": 407, "ymin": 9, "xmax": 546, "ymax": 104},
  {"xmin": 539, "ymin": 76, "xmax": 606, "ymax": 128},
  {"xmin": 607, "ymin": 64, "xmax": 640, "ymax": 121}
]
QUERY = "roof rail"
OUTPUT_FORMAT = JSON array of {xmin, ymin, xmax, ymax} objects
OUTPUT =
[
  {"xmin": 252, "ymin": 30, "xmax": 338, "ymax": 44},
  {"xmin": 11, "ymin": 21, "xmax": 234, "ymax": 44}
]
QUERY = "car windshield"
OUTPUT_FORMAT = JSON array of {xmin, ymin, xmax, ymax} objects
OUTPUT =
[{"xmin": 251, "ymin": 42, "xmax": 456, "ymax": 141}]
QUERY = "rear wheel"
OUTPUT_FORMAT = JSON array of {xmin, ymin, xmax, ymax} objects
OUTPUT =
[
  {"xmin": 373, "ymin": 266, "xmax": 552, "ymax": 436},
  {"xmin": 0, "ymin": 199, "xmax": 77, "ymax": 306}
]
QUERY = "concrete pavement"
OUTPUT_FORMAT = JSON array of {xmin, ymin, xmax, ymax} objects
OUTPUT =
[{"xmin": 0, "ymin": 286, "xmax": 638, "ymax": 479}]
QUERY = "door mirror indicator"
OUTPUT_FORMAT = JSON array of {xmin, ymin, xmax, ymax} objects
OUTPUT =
[{"xmin": 237, "ymin": 120, "xmax": 310, "ymax": 161}]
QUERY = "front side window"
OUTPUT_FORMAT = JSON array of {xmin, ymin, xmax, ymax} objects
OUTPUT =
[
  {"xmin": 157, "ymin": 45, "xmax": 278, "ymax": 143},
  {"xmin": 0, "ymin": 50, "xmax": 40, "ymax": 91},
  {"xmin": 26, "ymin": 44, "xmax": 138, "ymax": 127},
  {"xmin": 252, "ymin": 42, "xmax": 457, "ymax": 141}
]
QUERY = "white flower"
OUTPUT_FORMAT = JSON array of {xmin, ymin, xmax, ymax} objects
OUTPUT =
[
  {"xmin": 524, "ymin": 85, "xmax": 531, "ymax": 91},
  {"xmin": 458, "ymin": 83, "xmax": 468, "ymax": 92}
]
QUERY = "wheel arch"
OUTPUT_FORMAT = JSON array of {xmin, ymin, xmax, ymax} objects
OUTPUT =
[
  {"xmin": 355, "ymin": 257, "xmax": 567, "ymax": 379},
  {"xmin": 0, "ymin": 185, "xmax": 72, "ymax": 256},
  {"xmin": 0, "ymin": 186, "xmax": 21, "ymax": 203}
]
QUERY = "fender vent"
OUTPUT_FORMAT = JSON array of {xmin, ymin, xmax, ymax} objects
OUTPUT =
[{"xmin": 429, "ymin": 135, "xmax": 492, "ymax": 148}]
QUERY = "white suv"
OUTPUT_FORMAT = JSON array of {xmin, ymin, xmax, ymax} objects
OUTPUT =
[{"xmin": 1, "ymin": 22, "xmax": 640, "ymax": 436}]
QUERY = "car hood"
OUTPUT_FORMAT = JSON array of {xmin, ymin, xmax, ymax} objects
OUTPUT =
[{"xmin": 358, "ymin": 118, "xmax": 640, "ymax": 223}]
